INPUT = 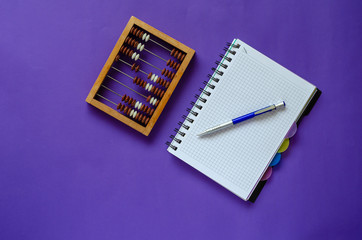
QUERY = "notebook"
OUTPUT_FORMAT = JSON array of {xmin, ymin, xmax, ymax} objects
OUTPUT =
[{"xmin": 167, "ymin": 39, "xmax": 320, "ymax": 201}]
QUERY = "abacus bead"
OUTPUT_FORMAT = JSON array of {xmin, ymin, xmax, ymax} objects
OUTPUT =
[
  {"xmin": 162, "ymin": 68, "xmax": 166, "ymax": 75},
  {"xmin": 155, "ymin": 100, "xmax": 159, "ymax": 107},
  {"xmin": 120, "ymin": 105, "xmax": 125, "ymax": 111},
  {"xmin": 115, "ymin": 55, "xmax": 120, "ymax": 61},
  {"xmin": 145, "ymin": 34, "xmax": 150, "ymax": 42},
  {"xmin": 135, "ymin": 112, "xmax": 140, "ymax": 121},
  {"xmin": 131, "ymin": 63, "xmax": 136, "ymax": 71},
  {"xmin": 125, "ymin": 96, "xmax": 130, "ymax": 102},
  {"xmin": 142, "ymin": 33, "xmax": 147, "ymax": 41},
  {"xmin": 145, "ymin": 117, "xmax": 150, "ymax": 125},
  {"xmin": 135, "ymin": 65, "xmax": 139, "ymax": 72},
  {"xmin": 177, "ymin": 51, "xmax": 183, "ymax": 60},
  {"xmin": 127, "ymin": 108, "xmax": 131, "ymax": 115},
  {"xmin": 122, "ymin": 94, "xmax": 126, "ymax": 101},
  {"xmin": 165, "ymin": 81, "xmax": 170, "ymax": 88},
  {"xmin": 150, "ymin": 109, "xmax": 154, "ymax": 115},
  {"xmin": 180, "ymin": 54, "xmax": 185, "ymax": 62},
  {"xmin": 132, "ymin": 99, "xmax": 136, "ymax": 106},
  {"xmin": 176, "ymin": 63, "xmax": 180, "ymax": 71},
  {"xmin": 160, "ymin": 90, "xmax": 165, "ymax": 98},
  {"xmin": 146, "ymin": 95, "xmax": 151, "ymax": 102},
  {"xmin": 171, "ymin": 49, "xmax": 176, "ymax": 57},
  {"xmin": 140, "ymin": 105, "xmax": 145, "ymax": 111},
  {"xmin": 142, "ymin": 115, "xmax": 146, "ymax": 124},
  {"xmin": 171, "ymin": 72, "xmax": 175, "ymax": 79},
  {"xmin": 148, "ymin": 72, "xmax": 152, "ymax": 79},
  {"xmin": 129, "ymin": 49, "xmax": 134, "ymax": 57},
  {"xmin": 146, "ymin": 108, "xmax": 150, "ymax": 115},
  {"xmin": 117, "ymin": 103, "xmax": 122, "ymax": 109},
  {"xmin": 167, "ymin": 59, "xmax": 171, "ymax": 66}
]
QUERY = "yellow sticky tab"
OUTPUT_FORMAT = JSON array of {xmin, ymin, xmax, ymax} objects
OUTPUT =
[{"xmin": 278, "ymin": 138, "xmax": 290, "ymax": 153}]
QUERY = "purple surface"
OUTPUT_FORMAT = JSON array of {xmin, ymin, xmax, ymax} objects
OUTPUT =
[{"xmin": 1, "ymin": 0, "xmax": 361, "ymax": 239}]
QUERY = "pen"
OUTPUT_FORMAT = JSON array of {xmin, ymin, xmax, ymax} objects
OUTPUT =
[{"xmin": 197, "ymin": 101, "xmax": 285, "ymax": 137}]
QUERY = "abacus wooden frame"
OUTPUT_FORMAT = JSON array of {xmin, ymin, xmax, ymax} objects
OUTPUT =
[{"xmin": 86, "ymin": 16, "xmax": 195, "ymax": 136}]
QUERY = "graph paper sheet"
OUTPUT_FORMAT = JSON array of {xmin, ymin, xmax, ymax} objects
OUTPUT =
[{"xmin": 168, "ymin": 39, "xmax": 316, "ymax": 200}]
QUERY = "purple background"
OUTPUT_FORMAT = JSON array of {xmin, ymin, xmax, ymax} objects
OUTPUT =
[{"xmin": 1, "ymin": 0, "xmax": 361, "ymax": 239}]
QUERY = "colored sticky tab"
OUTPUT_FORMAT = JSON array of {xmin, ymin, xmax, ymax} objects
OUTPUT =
[
  {"xmin": 270, "ymin": 153, "xmax": 281, "ymax": 167},
  {"xmin": 278, "ymin": 138, "xmax": 289, "ymax": 153},
  {"xmin": 261, "ymin": 167, "xmax": 273, "ymax": 181},
  {"xmin": 286, "ymin": 122, "xmax": 297, "ymax": 138}
]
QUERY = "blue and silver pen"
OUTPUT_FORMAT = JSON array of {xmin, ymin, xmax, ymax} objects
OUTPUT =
[{"xmin": 197, "ymin": 101, "xmax": 285, "ymax": 137}]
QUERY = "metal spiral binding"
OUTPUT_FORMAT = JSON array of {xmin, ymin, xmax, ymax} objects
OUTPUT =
[
  {"xmin": 190, "ymin": 101, "xmax": 202, "ymax": 110},
  {"xmin": 203, "ymin": 81, "xmax": 215, "ymax": 89},
  {"xmin": 166, "ymin": 41, "xmax": 239, "ymax": 151},
  {"xmin": 174, "ymin": 128, "xmax": 186, "ymax": 137}
]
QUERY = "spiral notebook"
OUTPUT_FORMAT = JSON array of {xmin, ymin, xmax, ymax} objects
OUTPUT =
[{"xmin": 167, "ymin": 39, "xmax": 319, "ymax": 201}]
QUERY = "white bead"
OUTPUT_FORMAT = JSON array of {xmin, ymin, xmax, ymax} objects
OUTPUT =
[
  {"xmin": 133, "ymin": 111, "xmax": 137, "ymax": 118},
  {"xmin": 135, "ymin": 54, "xmax": 139, "ymax": 61},
  {"xmin": 142, "ymin": 33, "xmax": 147, "ymax": 41},
  {"xmin": 149, "ymin": 84, "xmax": 153, "ymax": 91},
  {"xmin": 132, "ymin": 52, "xmax": 137, "ymax": 60},
  {"xmin": 150, "ymin": 97, "xmax": 154, "ymax": 105},
  {"xmin": 137, "ymin": 43, "xmax": 141, "ymax": 50},
  {"xmin": 138, "ymin": 103, "xmax": 142, "ymax": 110},
  {"xmin": 135, "ymin": 101, "xmax": 139, "ymax": 109},
  {"xmin": 154, "ymin": 75, "xmax": 158, "ymax": 82},
  {"xmin": 145, "ymin": 34, "xmax": 150, "ymax": 42},
  {"xmin": 145, "ymin": 83, "xmax": 150, "ymax": 91},
  {"xmin": 152, "ymin": 98, "xmax": 157, "ymax": 105},
  {"xmin": 130, "ymin": 109, "xmax": 134, "ymax": 117},
  {"xmin": 140, "ymin": 44, "xmax": 144, "ymax": 51},
  {"xmin": 151, "ymin": 74, "xmax": 155, "ymax": 81}
]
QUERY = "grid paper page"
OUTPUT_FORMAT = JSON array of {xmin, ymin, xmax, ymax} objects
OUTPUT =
[{"xmin": 168, "ymin": 39, "xmax": 316, "ymax": 200}]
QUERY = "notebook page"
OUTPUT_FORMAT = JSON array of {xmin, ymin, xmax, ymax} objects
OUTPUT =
[{"xmin": 168, "ymin": 39, "xmax": 316, "ymax": 200}]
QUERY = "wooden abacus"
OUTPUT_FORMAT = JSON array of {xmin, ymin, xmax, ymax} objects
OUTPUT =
[{"xmin": 86, "ymin": 16, "xmax": 195, "ymax": 136}]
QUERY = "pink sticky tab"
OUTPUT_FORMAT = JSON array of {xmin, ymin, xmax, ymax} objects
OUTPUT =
[
  {"xmin": 261, "ymin": 167, "xmax": 273, "ymax": 181},
  {"xmin": 286, "ymin": 122, "xmax": 297, "ymax": 138}
]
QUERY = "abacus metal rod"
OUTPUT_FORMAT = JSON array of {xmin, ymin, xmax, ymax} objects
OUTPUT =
[
  {"xmin": 118, "ymin": 59, "xmax": 148, "ymax": 76},
  {"xmin": 96, "ymin": 93, "xmax": 117, "ymax": 106},
  {"xmin": 111, "ymin": 67, "xmax": 133, "ymax": 79},
  {"xmin": 106, "ymin": 75, "xmax": 147, "ymax": 99},
  {"xmin": 101, "ymin": 85, "xmax": 123, "ymax": 98},
  {"xmin": 149, "ymin": 38, "xmax": 172, "ymax": 52},
  {"xmin": 143, "ymin": 48, "xmax": 167, "ymax": 62},
  {"xmin": 138, "ymin": 58, "xmax": 162, "ymax": 71}
]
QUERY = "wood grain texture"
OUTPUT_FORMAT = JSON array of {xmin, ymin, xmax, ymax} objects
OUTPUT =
[{"xmin": 86, "ymin": 16, "xmax": 195, "ymax": 136}]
